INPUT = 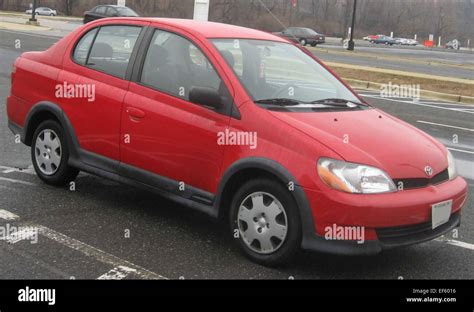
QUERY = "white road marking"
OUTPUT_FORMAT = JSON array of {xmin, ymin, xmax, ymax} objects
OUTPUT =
[
  {"xmin": 436, "ymin": 237, "xmax": 474, "ymax": 251},
  {"xmin": 362, "ymin": 94, "xmax": 474, "ymax": 114},
  {"xmin": 97, "ymin": 266, "xmax": 137, "ymax": 280},
  {"xmin": 447, "ymin": 147, "xmax": 474, "ymax": 155},
  {"xmin": 0, "ymin": 165, "xmax": 36, "ymax": 175},
  {"xmin": 0, "ymin": 208, "xmax": 166, "ymax": 279},
  {"xmin": 359, "ymin": 93, "xmax": 474, "ymax": 108},
  {"xmin": 0, "ymin": 177, "xmax": 34, "ymax": 186},
  {"xmin": 0, "ymin": 226, "xmax": 37, "ymax": 244},
  {"xmin": 416, "ymin": 120, "xmax": 474, "ymax": 132},
  {"xmin": 0, "ymin": 209, "xmax": 19, "ymax": 220},
  {"xmin": 27, "ymin": 223, "xmax": 166, "ymax": 280}
]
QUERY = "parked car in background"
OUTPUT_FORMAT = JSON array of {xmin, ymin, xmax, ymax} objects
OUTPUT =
[
  {"xmin": 370, "ymin": 35, "xmax": 396, "ymax": 45},
  {"xmin": 394, "ymin": 38, "xmax": 418, "ymax": 46},
  {"xmin": 446, "ymin": 39, "xmax": 460, "ymax": 50},
  {"xmin": 83, "ymin": 5, "xmax": 139, "ymax": 24},
  {"xmin": 25, "ymin": 7, "xmax": 57, "ymax": 16},
  {"xmin": 274, "ymin": 27, "xmax": 325, "ymax": 46},
  {"xmin": 363, "ymin": 35, "xmax": 378, "ymax": 41},
  {"xmin": 406, "ymin": 39, "xmax": 418, "ymax": 46},
  {"xmin": 394, "ymin": 38, "xmax": 408, "ymax": 45}
]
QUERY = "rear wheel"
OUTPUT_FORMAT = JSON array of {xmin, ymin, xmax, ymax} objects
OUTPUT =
[
  {"xmin": 299, "ymin": 38, "xmax": 307, "ymax": 46},
  {"xmin": 229, "ymin": 178, "xmax": 301, "ymax": 266},
  {"xmin": 31, "ymin": 120, "xmax": 79, "ymax": 186}
]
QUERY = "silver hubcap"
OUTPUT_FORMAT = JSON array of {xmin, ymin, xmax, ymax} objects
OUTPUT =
[
  {"xmin": 237, "ymin": 192, "xmax": 288, "ymax": 254},
  {"xmin": 35, "ymin": 129, "xmax": 62, "ymax": 176}
]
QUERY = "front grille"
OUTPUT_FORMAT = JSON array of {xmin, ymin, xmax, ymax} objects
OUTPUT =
[{"xmin": 392, "ymin": 168, "xmax": 449, "ymax": 190}]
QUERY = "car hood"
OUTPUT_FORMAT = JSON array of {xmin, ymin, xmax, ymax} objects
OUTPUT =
[{"xmin": 269, "ymin": 108, "xmax": 448, "ymax": 179}]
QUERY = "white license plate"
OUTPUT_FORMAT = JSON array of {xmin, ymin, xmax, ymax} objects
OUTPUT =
[{"xmin": 432, "ymin": 200, "xmax": 452, "ymax": 229}]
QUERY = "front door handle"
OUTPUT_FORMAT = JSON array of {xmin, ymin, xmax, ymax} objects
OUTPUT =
[{"xmin": 126, "ymin": 107, "xmax": 146, "ymax": 120}]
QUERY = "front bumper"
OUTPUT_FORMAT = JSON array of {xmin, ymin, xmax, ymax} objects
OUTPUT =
[{"xmin": 300, "ymin": 176, "xmax": 468, "ymax": 255}]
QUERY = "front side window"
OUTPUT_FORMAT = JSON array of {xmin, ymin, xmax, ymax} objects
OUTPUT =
[
  {"xmin": 141, "ymin": 30, "xmax": 224, "ymax": 103},
  {"xmin": 74, "ymin": 25, "xmax": 141, "ymax": 78},
  {"xmin": 212, "ymin": 39, "xmax": 361, "ymax": 108}
]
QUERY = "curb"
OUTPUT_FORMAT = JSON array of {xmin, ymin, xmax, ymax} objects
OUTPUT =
[
  {"xmin": 344, "ymin": 78, "xmax": 474, "ymax": 105},
  {"xmin": 0, "ymin": 21, "xmax": 51, "ymax": 32},
  {"xmin": 0, "ymin": 11, "xmax": 82, "ymax": 22}
]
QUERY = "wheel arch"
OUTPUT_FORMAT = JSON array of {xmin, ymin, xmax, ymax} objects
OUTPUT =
[
  {"xmin": 23, "ymin": 101, "xmax": 80, "ymax": 160},
  {"xmin": 214, "ymin": 157, "xmax": 315, "ymax": 245}
]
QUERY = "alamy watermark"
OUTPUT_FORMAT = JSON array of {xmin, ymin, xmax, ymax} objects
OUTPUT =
[
  {"xmin": 324, "ymin": 224, "xmax": 365, "ymax": 244},
  {"xmin": 0, "ymin": 224, "xmax": 38, "ymax": 244},
  {"xmin": 55, "ymin": 82, "xmax": 96, "ymax": 102},
  {"xmin": 380, "ymin": 82, "xmax": 420, "ymax": 100},
  {"xmin": 217, "ymin": 129, "xmax": 257, "ymax": 149},
  {"xmin": 18, "ymin": 286, "xmax": 55, "ymax": 305}
]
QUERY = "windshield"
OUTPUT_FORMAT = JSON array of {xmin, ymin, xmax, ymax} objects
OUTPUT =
[{"xmin": 211, "ymin": 39, "xmax": 360, "ymax": 105}]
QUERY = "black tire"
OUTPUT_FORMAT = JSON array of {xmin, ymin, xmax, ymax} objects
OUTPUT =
[
  {"xmin": 229, "ymin": 178, "xmax": 302, "ymax": 266},
  {"xmin": 299, "ymin": 38, "xmax": 307, "ymax": 46},
  {"xmin": 31, "ymin": 120, "xmax": 79, "ymax": 186},
  {"xmin": 311, "ymin": 42, "xmax": 317, "ymax": 47},
  {"xmin": 50, "ymin": 13, "xmax": 54, "ymax": 16}
]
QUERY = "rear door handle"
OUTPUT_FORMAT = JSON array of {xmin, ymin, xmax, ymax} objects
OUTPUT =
[{"xmin": 126, "ymin": 107, "xmax": 146, "ymax": 120}]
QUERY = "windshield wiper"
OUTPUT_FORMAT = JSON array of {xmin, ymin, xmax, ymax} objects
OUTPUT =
[
  {"xmin": 254, "ymin": 98, "xmax": 302, "ymax": 106},
  {"xmin": 309, "ymin": 98, "xmax": 368, "ymax": 107}
]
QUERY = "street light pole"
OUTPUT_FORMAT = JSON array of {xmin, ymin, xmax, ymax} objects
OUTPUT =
[
  {"xmin": 29, "ymin": 0, "xmax": 37, "ymax": 22},
  {"xmin": 347, "ymin": 0, "xmax": 357, "ymax": 51}
]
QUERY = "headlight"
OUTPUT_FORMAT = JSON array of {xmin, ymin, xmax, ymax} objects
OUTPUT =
[
  {"xmin": 447, "ymin": 150, "xmax": 457, "ymax": 180},
  {"xmin": 317, "ymin": 157, "xmax": 396, "ymax": 194}
]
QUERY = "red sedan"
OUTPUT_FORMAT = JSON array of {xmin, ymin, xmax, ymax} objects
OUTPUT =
[{"xmin": 6, "ymin": 18, "xmax": 467, "ymax": 266}]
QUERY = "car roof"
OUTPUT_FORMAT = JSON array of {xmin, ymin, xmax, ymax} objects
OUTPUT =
[{"xmin": 103, "ymin": 17, "xmax": 288, "ymax": 41}]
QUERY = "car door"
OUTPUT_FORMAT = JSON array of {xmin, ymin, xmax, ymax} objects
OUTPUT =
[
  {"xmin": 120, "ymin": 28, "xmax": 234, "ymax": 194},
  {"xmin": 59, "ymin": 23, "xmax": 146, "ymax": 164}
]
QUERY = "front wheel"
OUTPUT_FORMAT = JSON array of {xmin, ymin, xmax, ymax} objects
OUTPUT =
[
  {"xmin": 229, "ymin": 178, "xmax": 301, "ymax": 266},
  {"xmin": 311, "ymin": 42, "xmax": 318, "ymax": 47},
  {"xmin": 31, "ymin": 120, "xmax": 79, "ymax": 186}
]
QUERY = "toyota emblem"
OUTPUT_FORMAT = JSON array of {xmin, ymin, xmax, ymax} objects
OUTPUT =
[{"xmin": 424, "ymin": 166, "xmax": 433, "ymax": 177}]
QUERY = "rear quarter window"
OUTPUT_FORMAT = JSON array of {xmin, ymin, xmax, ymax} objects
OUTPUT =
[
  {"xmin": 72, "ymin": 25, "xmax": 142, "ymax": 79},
  {"xmin": 73, "ymin": 28, "xmax": 98, "ymax": 65}
]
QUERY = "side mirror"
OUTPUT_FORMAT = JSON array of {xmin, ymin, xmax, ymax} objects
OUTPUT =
[{"xmin": 189, "ymin": 87, "xmax": 223, "ymax": 110}]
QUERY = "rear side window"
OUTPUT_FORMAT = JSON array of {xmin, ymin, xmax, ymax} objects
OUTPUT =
[
  {"xmin": 73, "ymin": 26, "xmax": 142, "ymax": 79},
  {"xmin": 140, "ymin": 30, "xmax": 223, "ymax": 101},
  {"xmin": 106, "ymin": 7, "xmax": 117, "ymax": 17},
  {"xmin": 95, "ymin": 6, "xmax": 106, "ymax": 14}
]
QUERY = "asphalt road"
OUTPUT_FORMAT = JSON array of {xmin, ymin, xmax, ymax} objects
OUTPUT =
[
  {"xmin": 313, "ymin": 46, "xmax": 474, "ymax": 80},
  {"xmin": 0, "ymin": 31, "xmax": 473, "ymax": 279}
]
